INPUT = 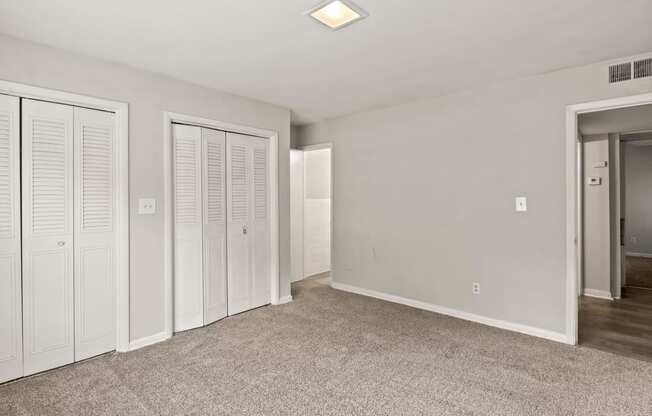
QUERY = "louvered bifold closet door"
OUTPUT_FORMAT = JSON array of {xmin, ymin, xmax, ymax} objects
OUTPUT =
[
  {"xmin": 202, "ymin": 128, "xmax": 227, "ymax": 324},
  {"xmin": 0, "ymin": 94, "xmax": 23, "ymax": 383},
  {"xmin": 22, "ymin": 99, "xmax": 75, "ymax": 376},
  {"xmin": 173, "ymin": 124, "xmax": 204, "ymax": 331},
  {"xmin": 226, "ymin": 133, "xmax": 252, "ymax": 315},
  {"xmin": 250, "ymin": 137, "xmax": 271, "ymax": 308},
  {"xmin": 226, "ymin": 133, "xmax": 270, "ymax": 315},
  {"xmin": 74, "ymin": 107, "xmax": 116, "ymax": 361}
]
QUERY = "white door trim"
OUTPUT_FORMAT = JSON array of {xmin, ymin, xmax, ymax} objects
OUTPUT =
[
  {"xmin": 0, "ymin": 79, "xmax": 130, "ymax": 353},
  {"xmin": 163, "ymin": 112, "xmax": 280, "ymax": 339},
  {"xmin": 566, "ymin": 92, "xmax": 652, "ymax": 345}
]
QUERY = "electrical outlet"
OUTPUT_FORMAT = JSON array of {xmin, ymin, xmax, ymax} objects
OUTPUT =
[
  {"xmin": 472, "ymin": 282, "xmax": 480, "ymax": 295},
  {"xmin": 138, "ymin": 198, "xmax": 157, "ymax": 215},
  {"xmin": 631, "ymin": 236, "xmax": 638, "ymax": 244}
]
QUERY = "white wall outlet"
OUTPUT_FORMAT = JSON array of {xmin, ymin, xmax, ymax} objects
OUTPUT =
[
  {"xmin": 138, "ymin": 198, "xmax": 157, "ymax": 215},
  {"xmin": 631, "ymin": 236, "xmax": 638, "ymax": 244},
  {"xmin": 515, "ymin": 196, "xmax": 527, "ymax": 212},
  {"xmin": 472, "ymin": 282, "xmax": 480, "ymax": 295}
]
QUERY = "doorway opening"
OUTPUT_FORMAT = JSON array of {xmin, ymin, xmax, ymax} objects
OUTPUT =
[
  {"xmin": 290, "ymin": 144, "xmax": 332, "ymax": 295},
  {"xmin": 576, "ymin": 103, "xmax": 652, "ymax": 360}
]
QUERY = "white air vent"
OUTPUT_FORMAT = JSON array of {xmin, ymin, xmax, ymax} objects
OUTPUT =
[
  {"xmin": 634, "ymin": 58, "xmax": 652, "ymax": 79},
  {"xmin": 609, "ymin": 62, "xmax": 632, "ymax": 83}
]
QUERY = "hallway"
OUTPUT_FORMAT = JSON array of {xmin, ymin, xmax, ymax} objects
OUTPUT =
[{"xmin": 580, "ymin": 286, "xmax": 652, "ymax": 362}]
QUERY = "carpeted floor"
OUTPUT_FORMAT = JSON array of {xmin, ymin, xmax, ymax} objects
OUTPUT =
[{"xmin": 2, "ymin": 276, "xmax": 652, "ymax": 415}]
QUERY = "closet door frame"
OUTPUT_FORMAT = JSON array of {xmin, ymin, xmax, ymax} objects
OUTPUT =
[
  {"xmin": 163, "ymin": 112, "xmax": 282, "ymax": 339},
  {"xmin": 0, "ymin": 80, "xmax": 130, "ymax": 353}
]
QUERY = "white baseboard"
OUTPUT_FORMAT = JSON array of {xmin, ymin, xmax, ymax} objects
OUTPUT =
[
  {"xmin": 128, "ymin": 331, "xmax": 170, "ymax": 351},
  {"xmin": 626, "ymin": 252, "xmax": 652, "ymax": 259},
  {"xmin": 330, "ymin": 282, "xmax": 570, "ymax": 344},
  {"xmin": 277, "ymin": 295, "xmax": 293, "ymax": 304},
  {"xmin": 582, "ymin": 289, "xmax": 613, "ymax": 300}
]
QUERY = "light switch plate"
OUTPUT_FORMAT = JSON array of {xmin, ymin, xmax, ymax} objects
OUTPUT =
[
  {"xmin": 515, "ymin": 196, "xmax": 527, "ymax": 212},
  {"xmin": 587, "ymin": 177, "xmax": 602, "ymax": 186},
  {"xmin": 138, "ymin": 198, "xmax": 157, "ymax": 215}
]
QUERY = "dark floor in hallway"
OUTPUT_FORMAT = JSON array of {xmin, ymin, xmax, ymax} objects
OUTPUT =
[
  {"xmin": 580, "ymin": 286, "xmax": 652, "ymax": 362},
  {"xmin": 626, "ymin": 255, "xmax": 652, "ymax": 289}
]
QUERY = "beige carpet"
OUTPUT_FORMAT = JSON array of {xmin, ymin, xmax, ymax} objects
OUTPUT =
[{"xmin": 2, "ymin": 276, "xmax": 652, "ymax": 415}]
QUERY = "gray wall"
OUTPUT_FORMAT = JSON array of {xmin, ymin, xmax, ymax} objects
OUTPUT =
[
  {"xmin": 625, "ymin": 143, "xmax": 652, "ymax": 255},
  {"xmin": 295, "ymin": 56, "xmax": 652, "ymax": 335},
  {"xmin": 581, "ymin": 135, "xmax": 611, "ymax": 295},
  {"xmin": 0, "ymin": 34, "xmax": 292, "ymax": 342}
]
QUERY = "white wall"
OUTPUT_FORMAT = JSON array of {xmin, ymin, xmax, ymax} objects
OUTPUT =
[
  {"xmin": 290, "ymin": 150, "xmax": 304, "ymax": 282},
  {"xmin": 625, "ymin": 143, "xmax": 652, "ymax": 256},
  {"xmin": 303, "ymin": 148, "xmax": 331, "ymax": 277},
  {"xmin": 582, "ymin": 135, "xmax": 611, "ymax": 296},
  {"xmin": 0, "ymin": 34, "xmax": 292, "ymax": 342},
  {"xmin": 295, "ymin": 54, "xmax": 652, "ymax": 337}
]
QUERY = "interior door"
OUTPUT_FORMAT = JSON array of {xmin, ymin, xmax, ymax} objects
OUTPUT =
[
  {"xmin": 226, "ymin": 133, "xmax": 251, "ymax": 315},
  {"xmin": 173, "ymin": 124, "xmax": 204, "ymax": 331},
  {"xmin": 22, "ymin": 99, "xmax": 75, "ymax": 376},
  {"xmin": 202, "ymin": 128, "xmax": 228, "ymax": 324},
  {"xmin": 0, "ymin": 94, "xmax": 23, "ymax": 383},
  {"xmin": 227, "ymin": 133, "xmax": 270, "ymax": 315},
  {"xmin": 74, "ymin": 107, "xmax": 116, "ymax": 360},
  {"xmin": 250, "ymin": 137, "xmax": 271, "ymax": 308}
]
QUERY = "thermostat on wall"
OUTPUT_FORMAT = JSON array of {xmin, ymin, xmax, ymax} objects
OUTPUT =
[{"xmin": 587, "ymin": 177, "xmax": 602, "ymax": 186}]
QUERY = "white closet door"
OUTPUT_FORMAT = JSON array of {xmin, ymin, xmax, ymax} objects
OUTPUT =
[
  {"xmin": 22, "ymin": 99, "xmax": 75, "ymax": 376},
  {"xmin": 173, "ymin": 124, "xmax": 204, "ymax": 331},
  {"xmin": 74, "ymin": 107, "xmax": 116, "ymax": 361},
  {"xmin": 227, "ymin": 133, "xmax": 270, "ymax": 315},
  {"xmin": 0, "ymin": 94, "xmax": 23, "ymax": 383},
  {"xmin": 202, "ymin": 128, "xmax": 228, "ymax": 324},
  {"xmin": 250, "ymin": 137, "xmax": 271, "ymax": 308},
  {"xmin": 227, "ymin": 133, "xmax": 251, "ymax": 315}
]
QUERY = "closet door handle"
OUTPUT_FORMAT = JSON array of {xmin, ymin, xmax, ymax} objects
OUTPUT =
[
  {"xmin": 242, "ymin": 225, "xmax": 248, "ymax": 235},
  {"xmin": 57, "ymin": 241, "xmax": 66, "ymax": 247}
]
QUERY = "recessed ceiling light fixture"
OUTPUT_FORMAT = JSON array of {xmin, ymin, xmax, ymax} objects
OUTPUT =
[{"xmin": 307, "ymin": 0, "xmax": 368, "ymax": 30}]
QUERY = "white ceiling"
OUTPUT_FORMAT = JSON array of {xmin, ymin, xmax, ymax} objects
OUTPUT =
[{"xmin": 1, "ymin": 0, "xmax": 652, "ymax": 124}]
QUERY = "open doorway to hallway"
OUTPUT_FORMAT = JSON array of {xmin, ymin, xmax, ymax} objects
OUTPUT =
[
  {"xmin": 578, "ymin": 104, "xmax": 652, "ymax": 361},
  {"xmin": 290, "ymin": 144, "xmax": 332, "ymax": 293}
]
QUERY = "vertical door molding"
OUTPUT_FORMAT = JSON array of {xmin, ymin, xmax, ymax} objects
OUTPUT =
[{"xmin": 0, "ymin": 94, "xmax": 23, "ymax": 383}]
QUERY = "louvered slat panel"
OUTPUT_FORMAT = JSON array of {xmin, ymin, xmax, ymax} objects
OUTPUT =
[
  {"xmin": 254, "ymin": 147, "xmax": 267, "ymax": 220},
  {"xmin": 230, "ymin": 145, "xmax": 248, "ymax": 221},
  {"xmin": 634, "ymin": 58, "xmax": 652, "ymax": 79},
  {"xmin": 206, "ymin": 141, "xmax": 224, "ymax": 224},
  {"xmin": 175, "ymin": 137, "xmax": 200, "ymax": 224},
  {"xmin": 32, "ymin": 119, "xmax": 66, "ymax": 234},
  {"xmin": 0, "ymin": 113, "xmax": 12, "ymax": 239},
  {"xmin": 81, "ymin": 125, "xmax": 113, "ymax": 232}
]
